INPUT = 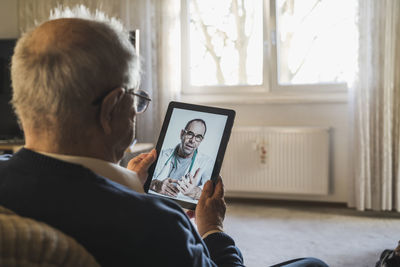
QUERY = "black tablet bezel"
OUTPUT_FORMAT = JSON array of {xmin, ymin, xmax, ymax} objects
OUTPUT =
[{"xmin": 144, "ymin": 101, "xmax": 235, "ymax": 210}]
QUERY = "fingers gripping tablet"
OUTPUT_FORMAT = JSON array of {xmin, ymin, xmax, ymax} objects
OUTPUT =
[{"xmin": 144, "ymin": 101, "xmax": 235, "ymax": 210}]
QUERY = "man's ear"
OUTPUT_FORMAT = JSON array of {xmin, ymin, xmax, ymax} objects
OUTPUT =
[
  {"xmin": 180, "ymin": 129, "xmax": 185, "ymax": 139},
  {"xmin": 99, "ymin": 88, "xmax": 124, "ymax": 135}
]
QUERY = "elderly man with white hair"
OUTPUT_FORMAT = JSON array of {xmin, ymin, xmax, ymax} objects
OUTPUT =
[
  {"xmin": 0, "ymin": 6, "xmax": 243, "ymax": 267},
  {"xmin": 0, "ymin": 6, "xmax": 328, "ymax": 267}
]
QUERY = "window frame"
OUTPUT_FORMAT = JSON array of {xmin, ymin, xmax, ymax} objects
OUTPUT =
[{"xmin": 180, "ymin": 0, "xmax": 348, "ymax": 97}]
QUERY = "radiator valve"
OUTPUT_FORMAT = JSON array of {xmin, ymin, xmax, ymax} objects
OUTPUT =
[{"xmin": 254, "ymin": 141, "xmax": 267, "ymax": 164}]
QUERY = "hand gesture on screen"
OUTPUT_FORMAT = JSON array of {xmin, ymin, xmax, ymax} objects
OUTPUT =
[
  {"xmin": 177, "ymin": 168, "xmax": 202, "ymax": 200},
  {"xmin": 150, "ymin": 178, "xmax": 180, "ymax": 197}
]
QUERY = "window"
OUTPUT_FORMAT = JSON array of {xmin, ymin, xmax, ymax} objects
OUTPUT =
[{"xmin": 181, "ymin": 0, "xmax": 358, "ymax": 95}]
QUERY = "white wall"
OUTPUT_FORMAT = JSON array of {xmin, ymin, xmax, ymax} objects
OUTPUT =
[{"xmin": 0, "ymin": 0, "xmax": 19, "ymax": 38}]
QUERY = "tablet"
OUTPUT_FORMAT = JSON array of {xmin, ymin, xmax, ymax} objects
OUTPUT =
[{"xmin": 144, "ymin": 101, "xmax": 235, "ymax": 210}]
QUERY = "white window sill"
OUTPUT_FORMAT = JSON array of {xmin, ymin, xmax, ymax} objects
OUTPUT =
[{"xmin": 180, "ymin": 92, "xmax": 348, "ymax": 105}]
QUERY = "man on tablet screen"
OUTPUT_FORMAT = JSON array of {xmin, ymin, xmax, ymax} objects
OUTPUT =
[{"xmin": 150, "ymin": 119, "xmax": 213, "ymax": 200}]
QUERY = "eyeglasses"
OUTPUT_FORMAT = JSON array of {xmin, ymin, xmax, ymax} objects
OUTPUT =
[
  {"xmin": 183, "ymin": 129, "xmax": 204, "ymax": 142},
  {"xmin": 92, "ymin": 88, "xmax": 151, "ymax": 114},
  {"xmin": 125, "ymin": 89, "xmax": 151, "ymax": 113}
]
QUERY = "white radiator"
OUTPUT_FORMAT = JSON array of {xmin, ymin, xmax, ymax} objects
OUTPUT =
[{"xmin": 221, "ymin": 127, "xmax": 330, "ymax": 195}]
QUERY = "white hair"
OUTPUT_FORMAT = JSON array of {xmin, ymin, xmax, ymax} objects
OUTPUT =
[
  {"xmin": 49, "ymin": 5, "xmax": 126, "ymax": 38},
  {"xmin": 11, "ymin": 5, "xmax": 140, "ymax": 131}
]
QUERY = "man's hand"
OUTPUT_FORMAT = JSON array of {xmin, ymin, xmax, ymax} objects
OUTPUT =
[
  {"xmin": 150, "ymin": 178, "xmax": 180, "ymax": 197},
  {"xmin": 177, "ymin": 168, "xmax": 202, "ymax": 200},
  {"xmin": 127, "ymin": 149, "xmax": 156, "ymax": 185},
  {"xmin": 195, "ymin": 176, "xmax": 226, "ymax": 237}
]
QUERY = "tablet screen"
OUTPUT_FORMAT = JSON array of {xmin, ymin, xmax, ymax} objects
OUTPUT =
[{"xmin": 145, "ymin": 102, "xmax": 234, "ymax": 209}]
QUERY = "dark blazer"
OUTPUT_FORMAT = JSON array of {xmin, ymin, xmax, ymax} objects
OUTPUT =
[{"xmin": 0, "ymin": 148, "xmax": 243, "ymax": 267}]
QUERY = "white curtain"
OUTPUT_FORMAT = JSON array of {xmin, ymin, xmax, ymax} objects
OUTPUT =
[
  {"xmin": 125, "ymin": 0, "xmax": 181, "ymax": 142},
  {"xmin": 123, "ymin": 0, "xmax": 160, "ymax": 143},
  {"xmin": 154, "ymin": 0, "xmax": 182, "ymax": 123},
  {"xmin": 351, "ymin": 0, "xmax": 400, "ymax": 211}
]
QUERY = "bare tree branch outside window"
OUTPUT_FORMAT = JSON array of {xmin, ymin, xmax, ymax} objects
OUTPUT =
[
  {"xmin": 189, "ymin": 0, "xmax": 263, "ymax": 86},
  {"xmin": 187, "ymin": 0, "xmax": 357, "ymax": 87},
  {"xmin": 277, "ymin": 0, "xmax": 358, "ymax": 84}
]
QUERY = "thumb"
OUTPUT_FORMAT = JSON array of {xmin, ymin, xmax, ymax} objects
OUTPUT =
[
  {"xmin": 198, "ymin": 179, "xmax": 213, "ymax": 205},
  {"xmin": 213, "ymin": 176, "xmax": 224, "ymax": 199},
  {"xmin": 127, "ymin": 154, "xmax": 146, "ymax": 170},
  {"xmin": 191, "ymin": 168, "xmax": 201, "ymax": 183},
  {"xmin": 138, "ymin": 149, "xmax": 157, "ymax": 169}
]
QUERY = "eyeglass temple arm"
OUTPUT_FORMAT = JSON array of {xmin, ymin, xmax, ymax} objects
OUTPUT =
[{"xmin": 132, "ymin": 92, "xmax": 152, "ymax": 102}]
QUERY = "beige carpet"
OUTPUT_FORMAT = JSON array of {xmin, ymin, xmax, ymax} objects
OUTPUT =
[{"xmin": 223, "ymin": 200, "xmax": 400, "ymax": 267}]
